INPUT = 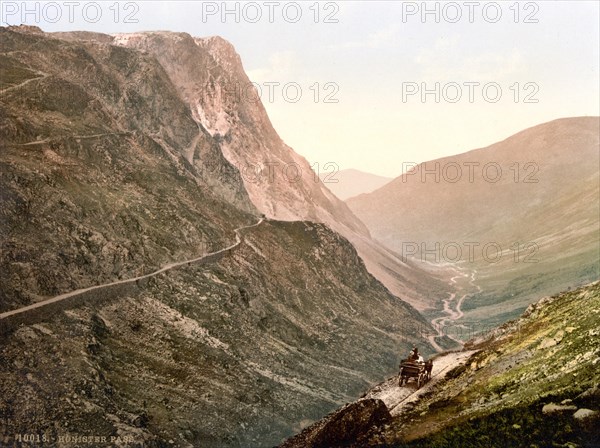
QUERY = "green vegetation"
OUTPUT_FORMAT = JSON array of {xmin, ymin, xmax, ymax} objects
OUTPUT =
[
  {"xmin": 404, "ymin": 403, "xmax": 598, "ymax": 448},
  {"xmin": 368, "ymin": 282, "xmax": 600, "ymax": 447}
]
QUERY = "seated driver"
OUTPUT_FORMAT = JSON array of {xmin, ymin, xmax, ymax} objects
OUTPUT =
[{"xmin": 410, "ymin": 347, "xmax": 425, "ymax": 363}]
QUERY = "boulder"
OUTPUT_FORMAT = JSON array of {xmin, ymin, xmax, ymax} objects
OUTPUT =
[
  {"xmin": 577, "ymin": 384, "xmax": 600, "ymax": 401},
  {"xmin": 542, "ymin": 403, "xmax": 577, "ymax": 414},
  {"xmin": 280, "ymin": 398, "xmax": 391, "ymax": 448},
  {"xmin": 312, "ymin": 399, "xmax": 391, "ymax": 448},
  {"xmin": 573, "ymin": 408, "xmax": 597, "ymax": 420}
]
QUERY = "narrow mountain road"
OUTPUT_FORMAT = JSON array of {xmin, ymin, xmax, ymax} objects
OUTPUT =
[
  {"xmin": 15, "ymin": 132, "xmax": 133, "ymax": 146},
  {"xmin": 0, "ymin": 71, "xmax": 47, "ymax": 94},
  {"xmin": 364, "ymin": 350, "xmax": 477, "ymax": 416},
  {"xmin": 72, "ymin": 132, "xmax": 132, "ymax": 140},
  {"xmin": 0, "ymin": 218, "xmax": 264, "ymax": 323}
]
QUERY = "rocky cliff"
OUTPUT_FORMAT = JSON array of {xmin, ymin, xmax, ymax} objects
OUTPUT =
[
  {"xmin": 102, "ymin": 30, "xmax": 451, "ymax": 310},
  {"xmin": 0, "ymin": 26, "xmax": 436, "ymax": 447}
]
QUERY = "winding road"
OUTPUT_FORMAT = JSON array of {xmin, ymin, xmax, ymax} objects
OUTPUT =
[
  {"xmin": 427, "ymin": 266, "xmax": 482, "ymax": 352},
  {"xmin": 0, "ymin": 218, "xmax": 264, "ymax": 325},
  {"xmin": 0, "ymin": 71, "xmax": 47, "ymax": 94}
]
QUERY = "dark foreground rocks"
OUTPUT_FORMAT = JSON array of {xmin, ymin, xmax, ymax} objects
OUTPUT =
[{"xmin": 280, "ymin": 398, "xmax": 391, "ymax": 448}]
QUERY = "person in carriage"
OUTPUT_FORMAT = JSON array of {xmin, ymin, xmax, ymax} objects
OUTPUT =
[
  {"xmin": 399, "ymin": 347, "xmax": 432, "ymax": 388},
  {"xmin": 409, "ymin": 347, "xmax": 425, "ymax": 363}
]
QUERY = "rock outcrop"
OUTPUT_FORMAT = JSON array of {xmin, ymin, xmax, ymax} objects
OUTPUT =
[
  {"xmin": 280, "ymin": 399, "xmax": 391, "ymax": 448},
  {"xmin": 0, "ymin": 26, "xmax": 435, "ymax": 447}
]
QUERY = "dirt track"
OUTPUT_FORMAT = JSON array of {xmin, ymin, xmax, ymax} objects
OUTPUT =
[
  {"xmin": 0, "ymin": 219, "xmax": 264, "ymax": 328},
  {"xmin": 364, "ymin": 350, "xmax": 477, "ymax": 416}
]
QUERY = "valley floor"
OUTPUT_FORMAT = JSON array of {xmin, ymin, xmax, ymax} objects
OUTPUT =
[{"xmin": 420, "ymin": 261, "xmax": 484, "ymax": 352}]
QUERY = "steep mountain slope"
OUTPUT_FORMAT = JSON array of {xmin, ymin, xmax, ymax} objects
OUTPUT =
[
  {"xmin": 101, "ymin": 30, "xmax": 450, "ymax": 309},
  {"xmin": 282, "ymin": 282, "xmax": 600, "ymax": 447},
  {"xmin": 107, "ymin": 31, "xmax": 367, "ymax": 234},
  {"xmin": 348, "ymin": 117, "xmax": 600, "ymax": 323},
  {"xmin": 319, "ymin": 169, "xmax": 392, "ymax": 200},
  {"xmin": 370, "ymin": 282, "xmax": 600, "ymax": 447},
  {"xmin": 0, "ymin": 219, "xmax": 435, "ymax": 448},
  {"xmin": 0, "ymin": 26, "xmax": 437, "ymax": 447},
  {"xmin": 0, "ymin": 26, "xmax": 254, "ymax": 313}
]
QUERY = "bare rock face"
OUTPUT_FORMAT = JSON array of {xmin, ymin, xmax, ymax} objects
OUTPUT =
[
  {"xmin": 111, "ymin": 31, "xmax": 368, "ymax": 235},
  {"xmin": 107, "ymin": 30, "xmax": 450, "ymax": 310},
  {"xmin": 0, "ymin": 27, "xmax": 435, "ymax": 447}
]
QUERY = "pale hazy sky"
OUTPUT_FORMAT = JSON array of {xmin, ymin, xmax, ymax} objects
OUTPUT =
[{"xmin": 2, "ymin": 1, "xmax": 599, "ymax": 177}]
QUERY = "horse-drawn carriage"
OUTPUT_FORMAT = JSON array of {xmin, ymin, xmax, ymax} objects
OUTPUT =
[{"xmin": 398, "ymin": 359, "xmax": 433, "ymax": 389}]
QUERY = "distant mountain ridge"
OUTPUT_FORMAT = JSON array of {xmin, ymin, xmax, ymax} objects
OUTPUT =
[
  {"xmin": 348, "ymin": 116, "xmax": 600, "ymax": 325},
  {"xmin": 319, "ymin": 168, "xmax": 392, "ymax": 200}
]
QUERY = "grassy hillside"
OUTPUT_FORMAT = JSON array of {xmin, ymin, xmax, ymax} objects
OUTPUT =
[
  {"xmin": 348, "ymin": 117, "xmax": 600, "ymax": 324},
  {"xmin": 366, "ymin": 282, "xmax": 600, "ymax": 447}
]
